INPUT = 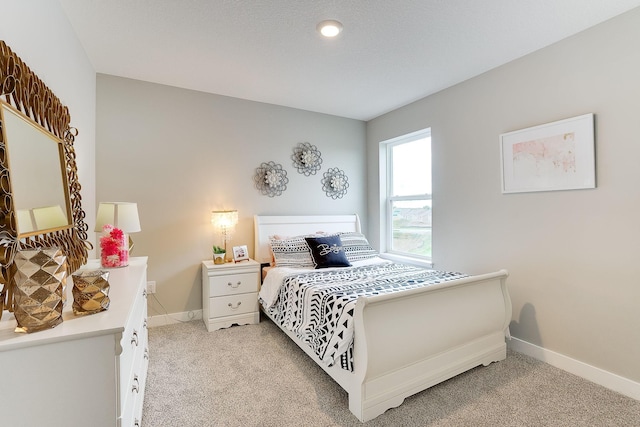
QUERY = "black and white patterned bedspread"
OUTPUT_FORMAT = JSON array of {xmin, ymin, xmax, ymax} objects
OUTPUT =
[{"xmin": 262, "ymin": 262, "xmax": 468, "ymax": 371}]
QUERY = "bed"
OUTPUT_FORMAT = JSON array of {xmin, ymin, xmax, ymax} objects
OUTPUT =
[{"xmin": 254, "ymin": 214, "xmax": 511, "ymax": 422}]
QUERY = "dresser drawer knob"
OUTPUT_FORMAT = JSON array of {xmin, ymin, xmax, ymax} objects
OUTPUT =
[
  {"xmin": 134, "ymin": 419, "xmax": 140, "ymax": 427},
  {"xmin": 144, "ymin": 348, "xmax": 150, "ymax": 360},
  {"xmin": 132, "ymin": 375, "xmax": 140, "ymax": 394},
  {"xmin": 228, "ymin": 301, "xmax": 242, "ymax": 309},
  {"xmin": 131, "ymin": 331, "xmax": 139, "ymax": 347},
  {"xmin": 228, "ymin": 281, "xmax": 241, "ymax": 288}
]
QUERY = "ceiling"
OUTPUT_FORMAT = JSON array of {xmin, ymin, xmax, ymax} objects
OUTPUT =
[{"xmin": 58, "ymin": 0, "xmax": 640, "ymax": 121}]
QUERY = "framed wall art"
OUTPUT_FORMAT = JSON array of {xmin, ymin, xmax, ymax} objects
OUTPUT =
[
  {"xmin": 500, "ymin": 113, "xmax": 595, "ymax": 194},
  {"xmin": 232, "ymin": 245, "xmax": 249, "ymax": 262}
]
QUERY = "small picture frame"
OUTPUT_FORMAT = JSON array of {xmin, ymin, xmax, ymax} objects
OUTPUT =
[{"xmin": 232, "ymin": 245, "xmax": 249, "ymax": 262}]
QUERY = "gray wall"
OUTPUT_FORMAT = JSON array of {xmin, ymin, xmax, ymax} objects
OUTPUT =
[
  {"xmin": 367, "ymin": 9, "xmax": 640, "ymax": 382},
  {"xmin": 96, "ymin": 75, "xmax": 366, "ymax": 315},
  {"xmin": 4, "ymin": 0, "xmax": 637, "ymax": 391}
]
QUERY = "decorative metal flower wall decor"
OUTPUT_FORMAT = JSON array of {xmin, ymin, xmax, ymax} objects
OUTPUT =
[
  {"xmin": 254, "ymin": 161, "xmax": 289, "ymax": 197},
  {"xmin": 291, "ymin": 142, "xmax": 322, "ymax": 176},
  {"xmin": 321, "ymin": 167, "xmax": 349, "ymax": 199}
]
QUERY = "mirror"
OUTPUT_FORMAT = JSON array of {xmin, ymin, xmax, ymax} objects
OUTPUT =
[
  {"xmin": 1, "ymin": 103, "xmax": 71, "ymax": 235},
  {"xmin": 0, "ymin": 40, "xmax": 91, "ymax": 311}
]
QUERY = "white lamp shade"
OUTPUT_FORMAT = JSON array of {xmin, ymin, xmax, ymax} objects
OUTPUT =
[
  {"xmin": 32, "ymin": 205, "xmax": 68, "ymax": 230},
  {"xmin": 95, "ymin": 202, "xmax": 141, "ymax": 233},
  {"xmin": 211, "ymin": 210, "xmax": 238, "ymax": 229}
]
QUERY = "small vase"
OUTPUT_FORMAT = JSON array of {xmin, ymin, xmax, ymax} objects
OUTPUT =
[
  {"xmin": 213, "ymin": 253, "xmax": 225, "ymax": 264},
  {"xmin": 72, "ymin": 270, "xmax": 110, "ymax": 316}
]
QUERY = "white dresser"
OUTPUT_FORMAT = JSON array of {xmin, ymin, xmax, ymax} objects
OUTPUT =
[
  {"xmin": 0, "ymin": 257, "xmax": 149, "ymax": 427},
  {"xmin": 201, "ymin": 259, "xmax": 260, "ymax": 331}
]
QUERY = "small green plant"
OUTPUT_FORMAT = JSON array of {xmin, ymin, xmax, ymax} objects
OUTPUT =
[{"xmin": 212, "ymin": 245, "xmax": 226, "ymax": 254}]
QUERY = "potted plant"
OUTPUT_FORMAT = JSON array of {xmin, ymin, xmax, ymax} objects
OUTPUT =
[{"xmin": 212, "ymin": 245, "xmax": 226, "ymax": 264}]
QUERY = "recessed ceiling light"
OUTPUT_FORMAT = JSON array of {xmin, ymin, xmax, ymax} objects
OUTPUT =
[{"xmin": 317, "ymin": 20, "xmax": 343, "ymax": 38}]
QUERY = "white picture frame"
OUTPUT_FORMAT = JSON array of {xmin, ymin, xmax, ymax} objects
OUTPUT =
[
  {"xmin": 232, "ymin": 245, "xmax": 249, "ymax": 262},
  {"xmin": 500, "ymin": 113, "xmax": 595, "ymax": 194}
]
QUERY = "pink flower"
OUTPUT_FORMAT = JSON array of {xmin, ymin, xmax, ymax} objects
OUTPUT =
[
  {"xmin": 110, "ymin": 227, "xmax": 124, "ymax": 241},
  {"xmin": 100, "ymin": 224, "xmax": 128, "ymax": 267}
]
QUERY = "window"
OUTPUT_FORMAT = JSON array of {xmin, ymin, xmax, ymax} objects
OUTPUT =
[{"xmin": 384, "ymin": 129, "xmax": 432, "ymax": 261}]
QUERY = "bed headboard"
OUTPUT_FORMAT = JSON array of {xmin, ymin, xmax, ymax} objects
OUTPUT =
[{"xmin": 253, "ymin": 214, "xmax": 361, "ymax": 264}]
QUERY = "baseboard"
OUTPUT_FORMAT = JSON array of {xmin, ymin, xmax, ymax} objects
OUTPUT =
[
  {"xmin": 508, "ymin": 337, "xmax": 640, "ymax": 401},
  {"xmin": 147, "ymin": 309, "xmax": 202, "ymax": 328}
]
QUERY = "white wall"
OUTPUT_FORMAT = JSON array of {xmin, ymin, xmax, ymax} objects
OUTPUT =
[
  {"xmin": 96, "ymin": 75, "xmax": 366, "ymax": 315},
  {"xmin": 0, "ymin": 0, "xmax": 97, "ymax": 255},
  {"xmin": 367, "ymin": 9, "xmax": 640, "ymax": 384}
]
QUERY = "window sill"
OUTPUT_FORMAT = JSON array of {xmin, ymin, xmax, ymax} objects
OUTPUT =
[{"xmin": 380, "ymin": 253, "xmax": 433, "ymax": 269}]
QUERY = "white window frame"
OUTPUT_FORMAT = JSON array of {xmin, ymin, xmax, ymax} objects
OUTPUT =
[{"xmin": 380, "ymin": 128, "xmax": 432, "ymax": 267}]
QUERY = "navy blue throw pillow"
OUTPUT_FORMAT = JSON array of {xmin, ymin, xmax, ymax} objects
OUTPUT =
[{"xmin": 305, "ymin": 235, "xmax": 351, "ymax": 269}]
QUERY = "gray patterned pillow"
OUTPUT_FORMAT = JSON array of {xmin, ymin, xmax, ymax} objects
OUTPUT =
[
  {"xmin": 269, "ymin": 235, "xmax": 316, "ymax": 268},
  {"xmin": 338, "ymin": 232, "xmax": 378, "ymax": 262}
]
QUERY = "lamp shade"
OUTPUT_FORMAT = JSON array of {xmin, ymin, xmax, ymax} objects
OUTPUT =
[
  {"xmin": 95, "ymin": 202, "xmax": 141, "ymax": 233},
  {"xmin": 32, "ymin": 205, "xmax": 68, "ymax": 230},
  {"xmin": 17, "ymin": 209, "xmax": 36, "ymax": 233},
  {"xmin": 210, "ymin": 210, "xmax": 238, "ymax": 229}
]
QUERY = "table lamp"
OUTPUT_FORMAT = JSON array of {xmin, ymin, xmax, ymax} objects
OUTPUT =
[{"xmin": 211, "ymin": 210, "xmax": 238, "ymax": 262}]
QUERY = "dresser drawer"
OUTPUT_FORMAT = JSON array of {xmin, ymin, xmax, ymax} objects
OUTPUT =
[
  {"xmin": 209, "ymin": 271, "xmax": 259, "ymax": 297},
  {"xmin": 119, "ymin": 286, "xmax": 148, "ymax": 417},
  {"xmin": 210, "ymin": 292, "xmax": 258, "ymax": 318},
  {"xmin": 120, "ymin": 332, "xmax": 148, "ymax": 427}
]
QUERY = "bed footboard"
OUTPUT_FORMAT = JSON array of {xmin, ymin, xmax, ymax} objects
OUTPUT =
[{"xmin": 347, "ymin": 270, "xmax": 511, "ymax": 422}]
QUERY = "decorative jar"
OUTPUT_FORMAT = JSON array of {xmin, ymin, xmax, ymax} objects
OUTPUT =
[
  {"xmin": 72, "ymin": 269, "xmax": 110, "ymax": 316},
  {"xmin": 100, "ymin": 224, "xmax": 129, "ymax": 268},
  {"xmin": 12, "ymin": 247, "xmax": 67, "ymax": 333}
]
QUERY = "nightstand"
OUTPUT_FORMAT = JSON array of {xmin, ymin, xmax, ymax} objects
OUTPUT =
[{"xmin": 201, "ymin": 259, "xmax": 260, "ymax": 332}]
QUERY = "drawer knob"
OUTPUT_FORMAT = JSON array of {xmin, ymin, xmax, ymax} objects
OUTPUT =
[
  {"xmin": 228, "ymin": 301, "xmax": 242, "ymax": 309},
  {"xmin": 132, "ymin": 375, "xmax": 140, "ymax": 393},
  {"xmin": 227, "ymin": 281, "xmax": 241, "ymax": 288},
  {"xmin": 134, "ymin": 419, "xmax": 140, "ymax": 427},
  {"xmin": 144, "ymin": 348, "xmax": 150, "ymax": 360},
  {"xmin": 131, "ymin": 331, "xmax": 139, "ymax": 347},
  {"xmin": 143, "ymin": 289, "xmax": 147, "ymax": 298}
]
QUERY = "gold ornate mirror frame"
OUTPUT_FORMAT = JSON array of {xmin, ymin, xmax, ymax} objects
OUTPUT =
[{"xmin": 0, "ymin": 40, "xmax": 91, "ymax": 311}]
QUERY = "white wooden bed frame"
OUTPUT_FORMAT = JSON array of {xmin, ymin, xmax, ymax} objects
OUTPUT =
[{"xmin": 254, "ymin": 214, "xmax": 511, "ymax": 422}]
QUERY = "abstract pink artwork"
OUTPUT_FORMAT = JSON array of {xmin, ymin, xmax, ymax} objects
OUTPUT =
[{"xmin": 500, "ymin": 114, "xmax": 595, "ymax": 193}]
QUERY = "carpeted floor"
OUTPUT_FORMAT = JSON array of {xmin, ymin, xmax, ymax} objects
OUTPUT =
[{"xmin": 142, "ymin": 318, "xmax": 640, "ymax": 426}]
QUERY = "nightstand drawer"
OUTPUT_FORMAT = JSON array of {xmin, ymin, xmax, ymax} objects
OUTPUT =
[
  {"xmin": 209, "ymin": 272, "xmax": 259, "ymax": 297},
  {"xmin": 210, "ymin": 292, "xmax": 258, "ymax": 317},
  {"xmin": 202, "ymin": 259, "xmax": 260, "ymax": 331}
]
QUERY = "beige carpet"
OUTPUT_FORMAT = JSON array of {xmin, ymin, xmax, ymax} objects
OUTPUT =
[{"xmin": 142, "ymin": 318, "xmax": 639, "ymax": 426}]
